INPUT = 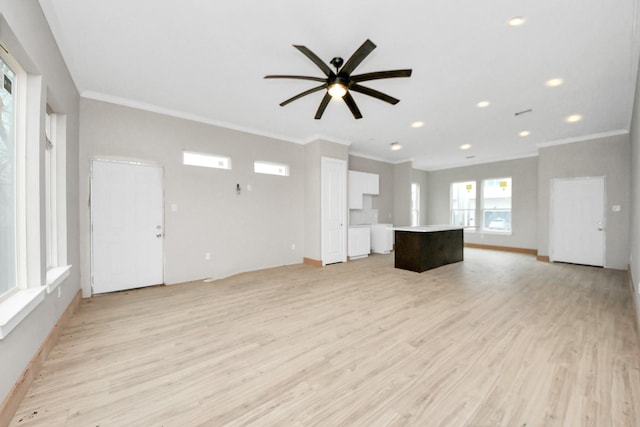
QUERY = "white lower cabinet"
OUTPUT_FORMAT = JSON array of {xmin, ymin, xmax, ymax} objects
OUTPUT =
[{"xmin": 348, "ymin": 226, "xmax": 371, "ymax": 260}]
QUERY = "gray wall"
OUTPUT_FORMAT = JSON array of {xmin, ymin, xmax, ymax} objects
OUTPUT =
[
  {"xmin": 80, "ymin": 99, "xmax": 305, "ymax": 291},
  {"xmin": 0, "ymin": 1, "xmax": 81, "ymax": 405},
  {"xmin": 537, "ymin": 135, "xmax": 631, "ymax": 269},
  {"xmin": 427, "ymin": 157, "xmax": 538, "ymax": 250},
  {"xmin": 631, "ymin": 55, "xmax": 640, "ymax": 316},
  {"xmin": 348, "ymin": 155, "xmax": 395, "ymax": 224},
  {"xmin": 393, "ymin": 161, "xmax": 413, "ymax": 227}
]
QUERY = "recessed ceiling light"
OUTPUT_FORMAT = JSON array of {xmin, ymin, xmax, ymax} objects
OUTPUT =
[
  {"xmin": 460, "ymin": 144, "xmax": 472, "ymax": 150},
  {"xmin": 390, "ymin": 142, "xmax": 402, "ymax": 151},
  {"xmin": 519, "ymin": 130, "xmax": 531, "ymax": 137},
  {"xmin": 565, "ymin": 114, "xmax": 583, "ymax": 123},
  {"xmin": 411, "ymin": 121, "xmax": 424, "ymax": 128},
  {"xmin": 476, "ymin": 101, "xmax": 490, "ymax": 108},
  {"xmin": 545, "ymin": 78, "xmax": 564, "ymax": 87},
  {"xmin": 507, "ymin": 16, "xmax": 526, "ymax": 27}
]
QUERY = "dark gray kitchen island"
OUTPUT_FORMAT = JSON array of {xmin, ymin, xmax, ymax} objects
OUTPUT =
[{"xmin": 394, "ymin": 226, "xmax": 464, "ymax": 272}]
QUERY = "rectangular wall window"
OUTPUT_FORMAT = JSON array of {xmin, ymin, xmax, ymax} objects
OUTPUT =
[
  {"xmin": 254, "ymin": 161, "xmax": 289, "ymax": 176},
  {"xmin": 482, "ymin": 178, "xmax": 512, "ymax": 232},
  {"xmin": 450, "ymin": 181, "xmax": 476, "ymax": 228},
  {"xmin": 410, "ymin": 182, "xmax": 420, "ymax": 226},
  {"xmin": 183, "ymin": 151, "xmax": 231, "ymax": 170},
  {"xmin": 0, "ymin": 54, "xmax": 17, "ymax": 299}
]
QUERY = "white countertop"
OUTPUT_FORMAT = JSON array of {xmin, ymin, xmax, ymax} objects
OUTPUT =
[{"xmin": 393, "ymin": 225, "xmax": 464, "ymax": 233}]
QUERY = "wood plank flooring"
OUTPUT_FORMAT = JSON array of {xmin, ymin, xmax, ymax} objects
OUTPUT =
[{"xmin": 9, "ymin": 249, "xmax": 640, "ymax": 426}]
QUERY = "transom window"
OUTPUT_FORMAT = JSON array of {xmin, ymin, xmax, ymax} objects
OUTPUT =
[
  {"xmin": 183, "ymin": 151, "xmax": 231, "ymax": 170},
  {"xmin": 254, "ymin": 161, "xmax": 289, "ymax": 176}
]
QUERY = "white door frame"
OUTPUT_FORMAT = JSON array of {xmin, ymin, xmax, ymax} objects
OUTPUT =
[
  {"xmin": 549, "ymin": 176, "xmax": 606, "ymax": 267},
  {"xmin": 321, "ymin": 157, "xmax": 347, "ymax": 265},
  {"xmin": 90, "ymin": 159, "xmax": 165, "ymax": 294}
]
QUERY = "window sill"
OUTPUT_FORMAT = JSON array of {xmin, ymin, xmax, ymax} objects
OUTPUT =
[
  {"xmin": 0, "ymin": 265, "xmax": 72, "ymax": 340},
  {"xmin": 0, "ymin": 287, "xmax": 46, "ymax": 339},
  {"xmin": 46, "ymin": 265, "xmax": 71, "ymax": 294}
]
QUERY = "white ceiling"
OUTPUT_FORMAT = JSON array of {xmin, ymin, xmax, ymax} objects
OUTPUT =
[{"xmin": 39, "ymin": 0, "xmax": 640, "ymax": 170}]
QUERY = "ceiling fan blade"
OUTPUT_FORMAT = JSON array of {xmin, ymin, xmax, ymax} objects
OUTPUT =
[
  {"xmin": 293, "ymin": 45, "xmax": 334, "ymax": 76},
  {"xmin": 350, "ymin": 84, "xmax": 400, "ymax": 105},
  {"xmin": 350, "ymin": 69, "xmax": 412, "ymax": 83},
  {"xmin": 280, "ymin": 84, "xmax": 327, "ymax": 106},
  {"xmin": 340, "ymin": 39, "xmax": 377, "ymax": 76},
  {"xmin": 343, "ymin": 92, "xmax": 363, "ymax": 119},
  {"xmin": 314, "ymin": 93, "xmax": 332, "ymax": 119},
  {"xmin": 265, "ymin": 75, "xmax": 327, "ymax": 83}
]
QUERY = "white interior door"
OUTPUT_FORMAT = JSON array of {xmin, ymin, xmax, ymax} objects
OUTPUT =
[
  {"xmin": 91, "ymin": 160, "xmax": 164, "ymax": 294},
  {"xmin": 550, "ymin": 177, "xmax": 605, "ymax": 267},
  {"xmin": 321, "ymin": 157, "xmax": 347, "ymax": 265}
]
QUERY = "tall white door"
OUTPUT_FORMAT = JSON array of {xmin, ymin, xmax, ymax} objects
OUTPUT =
[
  {"xmin": 321, "ymin": 157, "xmax": 347, "ymax": 265},
  {"xmin": 91, "ymin": 160, "xmax": 164, "ymax": 294},
  {"xmin": 550, "ymin": 177, "xmax": 605, "ymax": 267}
]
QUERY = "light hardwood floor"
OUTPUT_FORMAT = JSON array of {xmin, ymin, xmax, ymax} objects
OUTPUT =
[{"xmin": 9, "ymin": 249, "xmax": 640, "ymax": 426}]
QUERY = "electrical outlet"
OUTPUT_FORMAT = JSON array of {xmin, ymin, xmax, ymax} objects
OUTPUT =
[
  {"xmin": 291, "ymin": 243, "xmax": 296, "ymax": 250},
  {"xmin": 205, "ymin": 252, "xmax": 211, "ymax": 260}
]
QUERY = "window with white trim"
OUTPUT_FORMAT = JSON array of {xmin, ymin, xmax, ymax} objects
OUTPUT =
[
  {"xmin": 450, "ymin": 181, "xmax": 476, "ymax": 228},
  {"xmin": 44, "ymin": 106, "xmax": 69, "ymax": 281},
  {"xmin": 482, "ymin": 177, "xmax": 512, "ymax": 233},
  {"xmin": 183, "ymin": 151, "xmax": 231, "ymax": 170},
  {"xmin": 45, "ymin": 107, "xmax": 56, "ymax": 268},
  {"xmin": 254, "ymin": 161, "xmax": 289, "ymax": 176},
  {"xmin": 410, "ymin": 182, "xmax": 420, "ymax": 226},
  {"xmin": 0, "ymin": 52, "xmax": 17, "ymax": 299}
]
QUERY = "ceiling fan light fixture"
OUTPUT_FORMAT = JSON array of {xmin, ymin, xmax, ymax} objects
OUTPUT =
[{"xmin": 328, "ymin": 83, "xmax": 347, "ymax": 98}]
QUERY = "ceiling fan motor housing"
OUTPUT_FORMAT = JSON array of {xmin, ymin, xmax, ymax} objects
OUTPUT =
[{"xmin": 330, "ymin": 57, "xmax": 344, "ymax": 71}]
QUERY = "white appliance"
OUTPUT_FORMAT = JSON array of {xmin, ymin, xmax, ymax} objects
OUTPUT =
[
  {"xmin": 371, "ymin": 223, "xmax": 394, "ymax": 254},
  {"xmin": 348, "ymin": 225, "xmax": 371, "ymax": 259}
]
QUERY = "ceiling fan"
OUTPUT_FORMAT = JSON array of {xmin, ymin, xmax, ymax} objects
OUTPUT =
[{"xmin": 265, "ymin": 39, "xmax": 412, "ymax": 119}]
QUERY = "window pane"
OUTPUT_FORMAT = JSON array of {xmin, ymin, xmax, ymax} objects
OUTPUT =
[
  {"xmin": 450, "ymin": 181, "xmax": 476, "ymax": 227},
  {"xmin": 411, "ymin": 183, "xmax": 420, "ymax": 226},
  {"xmin": 45, "ymin": 111, "xmax": 56, "ymax": 269},
  {"xmin": 482, "ymin": 178, "xmax": 512, "ymax": 232},
  {"xmin": 254, "ymin": 161, "xmax": 289, "ymax": 176},
  {"xmin": 183, "ymin": 151, "xmax": 231, "ymax": 170},
  {"xmin": 0, "ymin": 56, "xmax": 16, "ymax": 297}
]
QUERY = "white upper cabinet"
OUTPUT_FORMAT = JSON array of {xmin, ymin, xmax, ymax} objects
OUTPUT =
[{"xmin": 348, "ymin": 170, "xmax": 379, "ymax": 209}]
